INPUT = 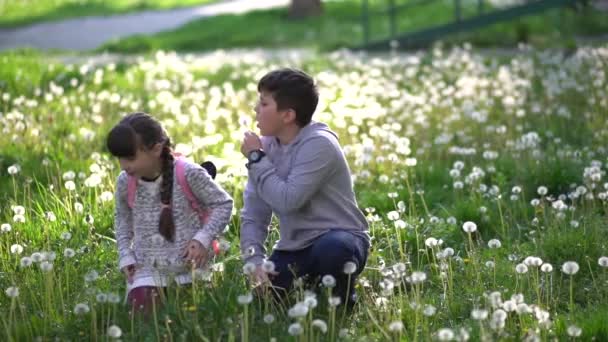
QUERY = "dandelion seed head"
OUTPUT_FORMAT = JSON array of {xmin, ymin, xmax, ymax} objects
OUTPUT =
[
  {"xmin": 74, "ymin": 303, "xmax": 90, "ymax": 315},
  {"xmin": 5, "ymin": 287, "xmax": 19, "ymax": 298},
  {"xmin": 107, "ymin": 325, "xmax": 122, "ymax": 338},
  {"xmin": 263, "ymin": 314, "xmax": 275, "ymax": 324},
  {"xmin": 107, "ymin": 293, "xmax": 120, "ymax": 304},
  {"xmin": 242, "ymin": 262, "xmax": 256, "ymax": 275},
  {"xmin": 322, "ymin": 274, "xmax": 336, "ymax": 288},
  {"xmin": 387, "ymin": 211, "xmax": 400, "ymax": 221},
  {"xmin": 343, "ymin": 261, "xmax": 357, "ymax": 274},
  {"xmin": 10, "ymin": 244, "xmax": 24, "ymax": 255},
  {"xmin": 388, "ymin": 321, "xmax": 404, "ymax": 332},
  {"xmin": 462, "ymin": 221, "xmax": 477, "ymax": 233},
  {"xmin": 20, "ymin": 257, "xmax": 33, "ymax": 268},
  {"xmin": 598, "ymin": 256, "xmax": 608, "ymax": 267},
  {"xmin": 515, "ymin": 263, "xmax": 528, "ymax": 274},
  {"xmin": 96, "ymin": 293, "xmax": 107, "ymax": 303},
  {"xmin": 288, "ymin": 323, "xmax": 303, "ymax": 336},
  {"xmin": 423, "ymin": 304, "xmax": 436, "ymax": 316},
  {"xmin": 471, "ymin": 309, "xmax": 488, "ymax": 320},
  {"xmin": 237, "ymin": 293, "xmax": 253, "ymax": 305},
  {"xmin": 537, "ymin": 186, "xmax": 548, "ymax": 196},
  {"xmin": 541, "ymin": 263, "xmax": 553, "ymax": 273},
  {"xmin": 262, "ymin": 259, "xmax": 276, "ymax": 274},
  {"xmin": 567, "ymin": 325, "xmax": 582, "ymax": 337},
  {"xmin": 561, "ymin": 261, "xmax": 579, "ymax": 275},
  {"xmin": 1, "ymin": 223, "xmax": 11, "ymax": 233},
  {"xmin": 488, "ymin": 239, "xmax": 502, "ymax": 249},
  {"xmin": 65, "ymin": 181, "xmax": 76, "ymax": 191},
  {"xmin": 288, "ymin": 302, "xmax": 309, "ymax": 317},
  {"xmin": 328, "ymin": 296, "xmax": 341, "ymax": 307},
  {"xmin": 40, "ymin": 261, "xmax": 53, "ymax": 272},
  {"xmin": 312, "ymin": 319, "xmax": 328, "ymax": 333},
  {"xmin": 410, "ymin": 271, "xmax": 427, "ymax": 284},
  {"xmin": 437, "ymin": 328, "xmax": 454, "ymax": 341},
  {"xmin": 84, "ymin": 270, "xmax": 99, "ymax": 282}
]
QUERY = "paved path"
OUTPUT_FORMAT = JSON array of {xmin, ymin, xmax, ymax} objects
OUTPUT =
[{"xmin": 0, "ymin": 0, "xmax": 289, "ymax": 51}]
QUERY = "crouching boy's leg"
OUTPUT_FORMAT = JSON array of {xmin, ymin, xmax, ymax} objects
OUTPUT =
[{"xmin": 308, "ymin": 230, "xmax": 369, "ymax": 308}]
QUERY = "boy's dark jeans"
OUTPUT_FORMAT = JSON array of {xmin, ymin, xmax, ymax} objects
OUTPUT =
[{"xmin": 268, "ymin": 229, "xmax": 369, "ymax": 306}]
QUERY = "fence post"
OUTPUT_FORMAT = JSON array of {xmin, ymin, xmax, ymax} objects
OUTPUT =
[
  {"xmin": 478, "ymin": 0, "xmax": 483, "ymax": 15},
  {"xmin": 389, "ymin": 0, "xmax": 396, "ymax": 40},
  {"xmin": 455, "ymin": 0, "xmax": 462, "ymax": 22},
  {"xmin": 362, "ymin": 0, "xmax": 370, "ymax": 45}
]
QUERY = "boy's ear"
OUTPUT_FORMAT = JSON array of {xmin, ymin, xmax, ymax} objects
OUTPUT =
[{"xmin": 282, "ymin": 108, "xmax": 297, "ymax": 125}]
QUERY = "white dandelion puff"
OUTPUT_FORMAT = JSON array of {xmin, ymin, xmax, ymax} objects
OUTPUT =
[
  {"xmin": 437, "ymin": 328, "xmax": 455, "ymax": 341},
  {"xmin": 107, "ymin": 325, "xmax": 122, "ymax": 338},
  {"xmin": 1, "ymin": 223, "xmax": 11, "ymax": 233},
  {"xmin": 237, "ymin": 293, "xmax": 253, "ymax": 305},
  {"xmin": 562, "ymin": 261, "xmax": 579, "ymax": 275},
  {"xmin": 488, "ymin": 239, "xmax": 502, "ymax": 249},
  {"xmin": 328, "ymin": 296, "xmax": 341, "ymax": 307},
  {"xmin": 312, "ymin": 319, "xmax": 328, "ymax": 333},
  {"xmin": 541, "ymin": 263, "xmax": 553, "ymax": 273},
  {"xmin": 388, "ymin": 321, "xmax": 404, "ymax": 332},
  {"xmin": 515, "ymin": 263, "xmax": 528, "ymax": 274},
  {"xmin": 343, "ymin": 261, "xmax": 357, "ymax": 274},
  {"xmin": 10, "ymin": 244, "xmax": 24, "ymax": 255},
  {"xmin": 74, "ymin": 303, "xmax": 90, "ymax": 315},
  {"xmin": 84, "ymin": 270, "xmax": 99, "ymax": 282},
  {"xmin": 471, "ymin": 309, "xmax": 488, "ymax": 320},
  {"xmin": 64, "ymin": 248, "xmax": 76, "ymax": 258},
  {"xmin": 322, "ymin": 274, "xmax": 336, "ymax": 288},
  {"xmin": 242, "ymin": 262, "xmax": 256, "ymax": 275},
  {"xmin": 567, "ymin": 325, "xmax": 582, "ymax": 337},
  {"xmin": 261, "ymin": 259, "xmax": 276, "ymax": 274},
  {"xmin": 263, "ymin": 314, "xmax": 275, "ymax": 324},
  {"xmin": 5, "ymin": 287, "xmax": 19, "ymax": 298},
  {"xmin": 40, "ymin": 261, "xmax": 53, "ymax": 272},
  {"xmin": 20, "ymin": 257, "xmax": 33, "ymax": 268},
  {"xmin": 288, "ymin": 302, "xmax": 309, "ymax": 317},
  {"xmin": 462, "ymin": 221, "xmax": 477, "ymax": 233},
  {"xmin": 288, "ymin": 323, "xmax": 303, "ymax": 336}
]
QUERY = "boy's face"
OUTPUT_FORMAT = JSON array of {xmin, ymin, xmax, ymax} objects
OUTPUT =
[
  {"xmin": 118, "ymin": 143, "xmax": 162, "ymax": 179},
  {"xmin": 254, "ymin": 91, "xmax": 292, "ymax": 137}
]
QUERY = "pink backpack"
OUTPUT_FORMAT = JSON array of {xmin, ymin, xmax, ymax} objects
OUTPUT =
[{"xmin": 126, "ymin": 156, "xmax": 220, "ymax": 255}]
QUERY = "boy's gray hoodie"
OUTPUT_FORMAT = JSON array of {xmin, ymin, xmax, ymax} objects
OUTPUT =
[{"xmin": 240, "ymin": 121, "xmax": 369, "ymax": 265}]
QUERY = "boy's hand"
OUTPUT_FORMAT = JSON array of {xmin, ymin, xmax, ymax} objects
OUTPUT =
[
  {"xmin": 241, "ymin": 131, "xmax": 262, "ymax": 157},
  {"xmin": 122, "ymin": 264, "xmax": 136, "ymax": 284},
  {"xmin": 182, "ymin": 240, "xmax": 210, "ymax": 268},
  {"xmin": 250, "ymin": 265, "xmax": 278, "ymax": 296}
]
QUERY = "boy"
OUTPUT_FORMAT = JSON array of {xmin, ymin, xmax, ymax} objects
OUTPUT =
[{"xmin": 240, "ymin": 68, "xmax": 369, "ymax": 307}]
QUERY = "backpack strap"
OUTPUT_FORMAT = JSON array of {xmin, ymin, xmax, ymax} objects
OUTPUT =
[
  {"xmin": 127, "ymin": 174, "xmax": 137, "ymax": 209},
  {"xmin": 174, "ymin": 158, "xmax": 219, "ymax": 255}
]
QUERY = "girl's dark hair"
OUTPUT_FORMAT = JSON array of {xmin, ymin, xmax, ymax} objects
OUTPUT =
[{"xmin": 106, "ymin": 112, "xmax": 176, "ymax": 242}]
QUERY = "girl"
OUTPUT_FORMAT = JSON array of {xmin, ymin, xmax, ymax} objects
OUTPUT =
[{"xmin": 106, "ymin": 112, "xmax": 233, "ymax": 315}]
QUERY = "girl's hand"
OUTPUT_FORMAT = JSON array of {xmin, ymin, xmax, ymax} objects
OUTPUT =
[
  {"xmin": 182, "ymin": 240, "xmax": 210, "ymax": 268},
  {"xmin": 122, "ymin": 264, "xmax": 136, "ymax": 284}
]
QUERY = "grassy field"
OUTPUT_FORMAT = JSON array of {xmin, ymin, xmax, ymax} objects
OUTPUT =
[
  {"xmin": 1, "ymin": 44, "xmax": 608, "ymax": 340},
  {"xmin": 98, "ymin": 1, "xmax": 608, "ymax": 53},
  {"xmin": 0, "ymin": 0, "xmax": 217, "ymax": 28}
]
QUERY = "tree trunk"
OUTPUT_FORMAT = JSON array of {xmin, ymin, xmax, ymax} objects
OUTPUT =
[{"xmin": 288, "ymin": 0, "xmax": 323, "ymax": 19}]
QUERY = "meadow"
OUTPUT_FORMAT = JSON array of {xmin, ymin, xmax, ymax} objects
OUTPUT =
[{"xmin": 1, "ymin": 44, "xmax": 608, "ymax": 340}]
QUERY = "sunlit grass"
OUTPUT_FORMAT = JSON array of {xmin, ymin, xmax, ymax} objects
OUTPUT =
[{"xmin": 1, "ymin": 44, "xmax": 608, "ymax": 340}]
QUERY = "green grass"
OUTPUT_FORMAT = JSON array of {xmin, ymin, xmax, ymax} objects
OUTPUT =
[
  {"xmin": 1, "ymin": 45, "xmax": 608, "ymax": 340},
  {"xmin": 99, "ymin": 0, "xmax": 608, "ymax": 53},
  {"xmin": 0, "ymin": 0, "xmax": 218, "ymax": 28}
]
